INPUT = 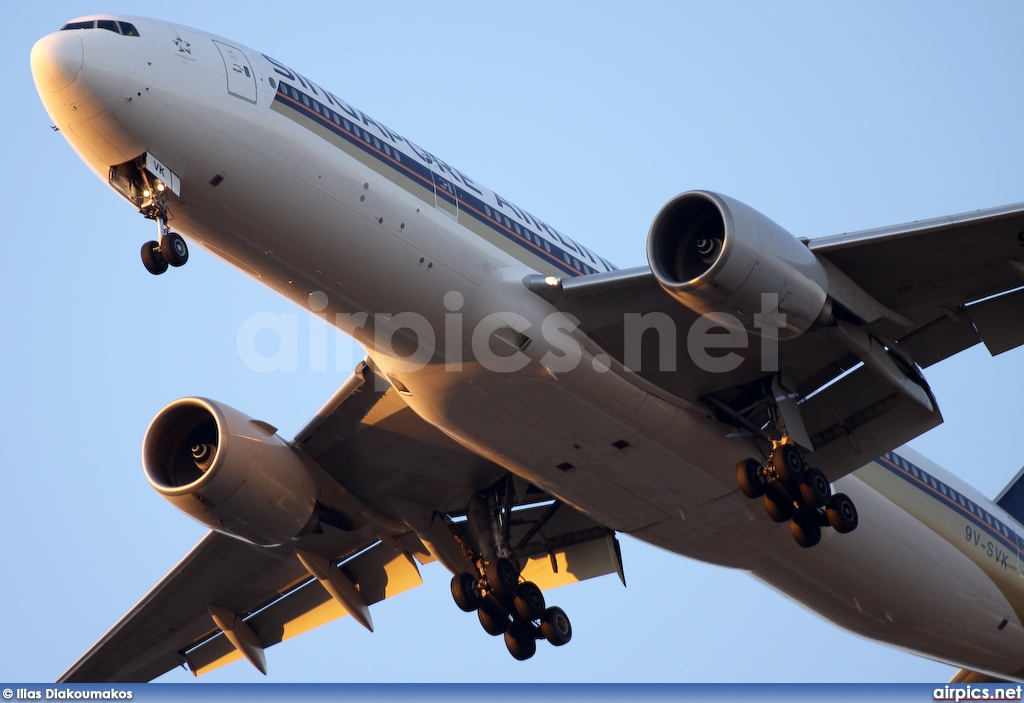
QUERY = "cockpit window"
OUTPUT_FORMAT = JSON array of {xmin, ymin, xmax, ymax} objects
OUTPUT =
[{"xmin": 60, "ymin": 19, "xmax": 140, "ymax": 36}]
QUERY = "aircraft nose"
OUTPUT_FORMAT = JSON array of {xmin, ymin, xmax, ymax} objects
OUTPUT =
[{"xmin": 31, "ymin": 31, "xmax": 84, "ymax": 94}]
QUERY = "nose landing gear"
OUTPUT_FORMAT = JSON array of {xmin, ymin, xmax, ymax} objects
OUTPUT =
[
  {"xmin": 736, "ymin": 442, "xmax": 859, "ymax": 549},
  {"xmin": 140, "ymin": 232, "xmax": 189, "ymax": 275},
  {"xmin": 138, "ymin": 181, "xmax": 188, "ymax": 276}
]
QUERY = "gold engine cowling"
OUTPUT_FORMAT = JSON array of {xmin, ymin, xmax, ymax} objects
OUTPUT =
[
  {"xmin": 647, "ymin": 190, "xmax": 831, "ymax": 338},
  {"xmin": 142, "ymin": 398, "xmax": 318, "ymax": 546}
]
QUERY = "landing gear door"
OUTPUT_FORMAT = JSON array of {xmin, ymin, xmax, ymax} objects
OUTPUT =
[{"xmin": 213, "ymin": 40, "xmax": 258, "ymax": 104}]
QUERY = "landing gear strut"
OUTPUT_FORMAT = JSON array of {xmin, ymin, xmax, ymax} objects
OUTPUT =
[
  {"xmin": 735, "ymin": 441, "xmax": 859, "ymax": 549},
  {"xmin": 138, "ymin": 177, "xmax": 188, "ymax": 275},
  {"xmin": 449, "ymin": 481, "xmax": 574, "ymax": 661}
]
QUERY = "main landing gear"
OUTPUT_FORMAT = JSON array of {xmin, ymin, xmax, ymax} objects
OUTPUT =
[
  {"xmin": 735, "ymin": 442, "xmax": 858, "ymax": 549},
  {"xmin": 450, "ymin": 558, "xmax": 572, "ymax": 660},
  {"xmin": 138, "ymin": 182, "xmax": 188, "ymax": 276},
  {"xmin": 450, "ymin": 481, "xmax": 573, "ymax": 661}
]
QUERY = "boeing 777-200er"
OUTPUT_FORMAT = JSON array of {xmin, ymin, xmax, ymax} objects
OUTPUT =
[{"xmin": 30, "ymin": 15, "xmax": 1024, "ymax": 683}]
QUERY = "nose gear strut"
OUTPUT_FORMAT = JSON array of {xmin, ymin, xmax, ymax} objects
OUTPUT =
[{"xmin": 138, "ymin": 169, "xmax": 188, "ymax": 275}]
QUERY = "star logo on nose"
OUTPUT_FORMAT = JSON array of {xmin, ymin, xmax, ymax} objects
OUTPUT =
[{"xmin": 173, "ymin": 36, "xmax": 192, "ymax": 55}]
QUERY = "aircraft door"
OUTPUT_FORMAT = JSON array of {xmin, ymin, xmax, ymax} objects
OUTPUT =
[
  {"xmin": 430, "ymin": 167, "xmax": 459, "ymax": 220},
  {"xmin": 1016, "ymin": 531, "xmax": 1024, "ymax": 579},
  {"xmin": 213, "ymin": 40, "xmax": 258, "ymax": 104}
]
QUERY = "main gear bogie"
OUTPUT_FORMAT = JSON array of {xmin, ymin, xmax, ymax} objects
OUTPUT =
[{"xmin": 734, "ymin": 441, "xmax": 858, "ymax": 548}]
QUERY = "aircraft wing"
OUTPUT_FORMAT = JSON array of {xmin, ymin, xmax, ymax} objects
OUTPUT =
[
  {"xmin": 555, "ymin": 201, "xmax": 1024, "ymax": 477},
  {"xmin": 61, "ymin": 364, "xmax": 623, "ymax": 682},
  {"xmin": 807, "ymin": 202, "xmax": 1024, "ymax": 364},
  {"xmin": 950, "ymin": 668, "xmax": 1014, "ymax": 684},
  {"xmin": 58, "ymin": 530, "xmax": 417, "ymax": 682}
]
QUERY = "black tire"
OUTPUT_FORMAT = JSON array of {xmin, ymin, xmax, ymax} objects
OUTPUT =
[
  {"xmin": 485, "ymin": 557, "xmax": 519, "ymax": 603},
  {"xmin": 789, "ymin": 516, "xmax": 822, "ymax": 548},
  {"xmin": 762, "ymin": 492, "xmax": 794, "ymax": 522},
  {"xmin": 827, "ymin": 493, "xmax": 859, "ymax": 534},
  {"xmin": 772, "ymin": 444, "xmax": 806, "ymax": 485},
  {"xmin": 161, "ymin": 232, "xmax": 189, "ymax": 267},
  {"xmin": 513, "ymin": 581, "xmax": 546, "ymax": 621},
  {"xmin": 504, "ymin": 619, "xmax": 538, "ymax": 661},
  {"xmin": 141, "ymin": 240, "xmax": 168, "ymax": 275},
  {"xmin": 451, "ymin": 572, "xmax": 482, "ymax": 613},
  {"xmin": 540, "ymin": 606, "xmax": 572, "ymax": 646},
  {"xmin": 477, "ymin": 600, "xmax": 509, "ymax": 636},
  {"xmin": 735, "ymin": 458, "xmax": 765, "ymax": 499},
  {"xmin": 799, "ymin": 468, "xmax": 832, "ymax": 509}
]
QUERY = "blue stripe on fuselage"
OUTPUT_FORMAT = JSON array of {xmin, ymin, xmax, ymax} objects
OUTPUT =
[
  {"xmin": 877, "ymin": 451, "xmax": 1021, "ymax": 555},
  {"xmin": 271, "ymin": 83, "xmax": 608, "ymax": 278}
]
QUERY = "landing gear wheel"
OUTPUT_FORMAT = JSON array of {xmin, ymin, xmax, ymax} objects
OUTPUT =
[
  {"xmin": 451, "ymin": 572, "xmax": 483, "ymax": 613},
  {"xmin": 762, "ymin": 492, "xmax": 795, "ymax": 523},
  {"xmin": 504, "ymin": 619, "xmax": 538, "ymax": 661},
  {"xmin": 736, "ymin": 458, "xmax": 765, "ymax": 499},
  {"xmin": 141, "ymin": 240, "xmax": 168, "ymax": 275},
  {"xmin": 789, "ymin": 515, "xmax": 822, "ymax": 548},
  {"xmin": 485, "ymin": 557, "xmax": 519, "ymax": 603},
  {"xmin": 773, "ymin": 444, "xmax": 806, "ymax": 485},
  {"xmin": 540, "ymin": 606, "xmax": 572, "ymax": 646},
  {"xmin": 477, "ymin": 600, "xmax": 510, "ymax": 636},
  {"xmin": 826, "ymin": 493, "xmax": 859, "ymax": 533},
  {"xmin": 799, "ymin": 468, "xmax": 832, "ymax": 508},
  {"xmin": 513, "ymin": 581, "xmax": 546, "ymax": 622},
  {"xmin": 160, "ymin": 232, "xmax": 188, "ymax": 267}
]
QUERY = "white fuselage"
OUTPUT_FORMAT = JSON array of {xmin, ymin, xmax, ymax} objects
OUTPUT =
[{"xmin": 31, "ymin": 15, "xmax": 1024, "ymax": 680}]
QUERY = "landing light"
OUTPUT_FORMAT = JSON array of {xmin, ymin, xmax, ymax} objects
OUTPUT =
[
  {"xmin": 156, "ymin": 182, "xmax": 165, "ymax": 192},
  {"xmin": 143, "ymin": 189, "xmax": 151, "ymax": 198},
  {"xmin": 544, "ymin": 276, "xmax": 559, "ymax": 286}
]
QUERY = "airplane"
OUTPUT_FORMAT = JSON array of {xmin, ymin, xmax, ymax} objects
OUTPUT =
[{"xmin": 30, "ymin": 13, "xmax": 1024, "ymax": 683}]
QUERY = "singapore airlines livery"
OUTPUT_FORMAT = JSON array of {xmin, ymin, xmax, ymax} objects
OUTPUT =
[{"xmin": 31, "ymin": 14, "xmax": 1024, "ymax": 682}]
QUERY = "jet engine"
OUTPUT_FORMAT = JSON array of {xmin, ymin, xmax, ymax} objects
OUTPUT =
[
  {"xmin": 647, "ymin": 191, "xmax": 831, "ymax": 337},
  {"xmin": 142, "ymin": 398, "xmax": 318, "ymax": 546}
]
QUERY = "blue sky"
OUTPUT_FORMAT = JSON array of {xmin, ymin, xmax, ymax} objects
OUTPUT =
[{"xmin": 6, "ymin": 0, "xmax": 1024, "ymax": 685}]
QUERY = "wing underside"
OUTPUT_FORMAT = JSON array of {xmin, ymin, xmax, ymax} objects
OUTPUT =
[{"xmin": 62, "ymin": 366, "xmax": 623, "ymax": 682}]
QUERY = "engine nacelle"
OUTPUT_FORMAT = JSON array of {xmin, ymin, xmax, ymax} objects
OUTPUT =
[
  {"xmin": 647, "ymin": 191, "xmax": 830, "ymax": 337},
  {"xmin": 143, "ymin": 398, "xmax": 318, "ymax": 546}
]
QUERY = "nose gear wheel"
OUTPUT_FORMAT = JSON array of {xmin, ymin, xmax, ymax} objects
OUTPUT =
[{"xmin": 137, "ymin": 179, "xmax": 189, "ymax": 275}]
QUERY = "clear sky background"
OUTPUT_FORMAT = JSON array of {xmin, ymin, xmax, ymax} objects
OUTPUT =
[{"xmin": 6, "ymin": 0, "xmax": 1024, "ymax": 685}]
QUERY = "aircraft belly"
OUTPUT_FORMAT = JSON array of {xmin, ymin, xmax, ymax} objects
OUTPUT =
[
  {"xmin": 381, "ymin": 336, "xmax": 1024, "ymax": 676},
  {"xmin": 378, "ymin": 342, "xmax": 772, "ymax": 540}
]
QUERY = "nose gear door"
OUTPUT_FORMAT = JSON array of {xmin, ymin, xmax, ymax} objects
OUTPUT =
[{"xmin": 213, "ymin": 40, "xmax": 257, "ymax": 104}]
